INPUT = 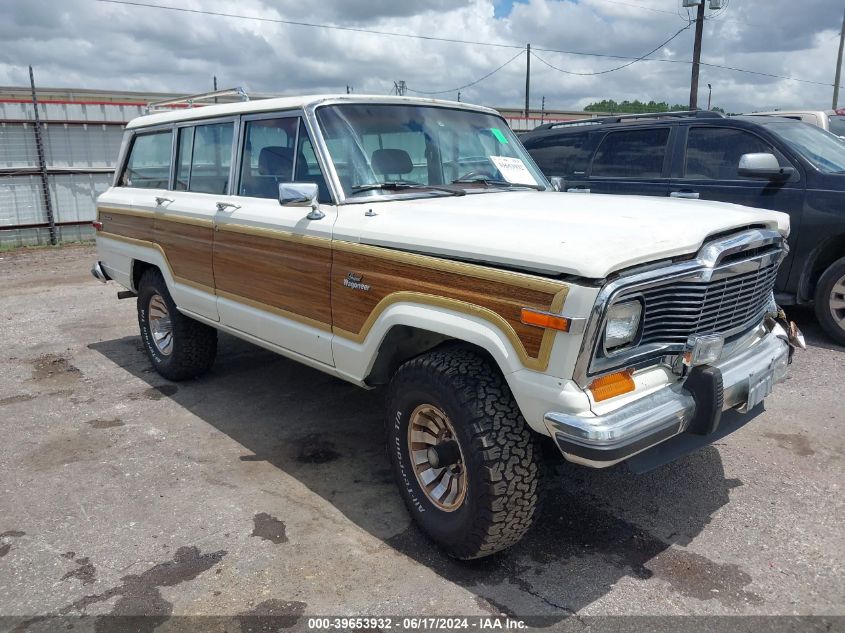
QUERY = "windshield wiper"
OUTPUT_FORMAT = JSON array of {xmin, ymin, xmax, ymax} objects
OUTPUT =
[
  {"xmin": 450, "ymin": 177, "xmax": 544, "ymax": 191},
  {"xmin": 351, "ymin": 181, "xmax": 465, "ymax": 196}
]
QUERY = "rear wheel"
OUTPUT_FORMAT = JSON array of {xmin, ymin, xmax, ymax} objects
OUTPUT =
[
  {"xmin": 137, "ymin": 268, "xmax": 217, "ymax": 380},
  {"xmin": 814, "ymin": 256, "xmax": 845, "ymax": 346},
  {"xmin": 386, "ymin": 347, "xmax": 542, "ymax": 559}
]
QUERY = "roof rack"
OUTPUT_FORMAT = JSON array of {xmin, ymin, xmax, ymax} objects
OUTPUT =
[
  {"xmin": 540, "ymin": 109, "xmax": 724, "ymax": 130},
  {"xmin": 146, "ymin": 87, "xmax": 250, "ymax": 112}
]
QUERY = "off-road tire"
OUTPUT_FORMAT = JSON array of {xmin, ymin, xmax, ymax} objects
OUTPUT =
[
  {"xmin": 814, "ymin": 256, "xmax": 845, "ymax": 347},
  {"xmin": 137, "ymin": 268, "xmax": 217, "ymax": 381},
  {"xmin": 386, "ymin": 346, "xmax": 542, "ymax": 559}
]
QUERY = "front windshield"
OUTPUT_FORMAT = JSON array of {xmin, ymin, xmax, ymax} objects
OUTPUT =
[
  {"xmin": 828, "ymin": 115, "xmax": 845, "ymax": 138},
  {"xmin": 768, "ymin": 120, "xmax": 845, "ymax": 173},
  {"xmin": 315, "ymin": 103, "xmax": 549, "ymax": 198}
]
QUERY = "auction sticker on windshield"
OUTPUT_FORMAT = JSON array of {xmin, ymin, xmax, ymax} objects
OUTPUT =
[{"xmin": 489, "ymin": 156, "xmax": 538, "ymax": 186}]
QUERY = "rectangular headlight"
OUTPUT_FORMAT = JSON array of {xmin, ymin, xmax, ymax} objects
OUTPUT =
[{"xmin": 604, "ymin": 300, "xmax": 642, "ymax": 351}]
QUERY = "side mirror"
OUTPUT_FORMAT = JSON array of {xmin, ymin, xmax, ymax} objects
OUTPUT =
[
  {"xmin": 279, "ymin": 182, "xmax": 324, "ymax": 220},
  {"xmin": 737, "ymin": 153, "xmax": 794, "ymax": 180},
  {"xmin": 550, "ymin": 176, "xmax": 565, "ymax": 192}
]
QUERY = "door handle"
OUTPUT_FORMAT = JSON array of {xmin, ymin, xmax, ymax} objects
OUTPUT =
[
  {"xmin": 216, "ymin": 202, "xmax": 241, "ymax": 212},
  {"xmin": 154, "ymin": 196, "xmax": 174, "ymax": 206},
  {"xmin": 670, "ymin": 191, "xmax": 700, "ymax": 199},
  {"xmin": 567, "ymin": 187, "xmax": 591, "ymax": 193}
]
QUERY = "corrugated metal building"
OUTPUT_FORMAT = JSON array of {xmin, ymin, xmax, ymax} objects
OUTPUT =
[{"xmin": 0, "ymin": 87, "xmax": 181, "ymax": 246}]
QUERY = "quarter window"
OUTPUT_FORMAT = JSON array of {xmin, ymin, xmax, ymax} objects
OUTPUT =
[
  {"xmin": 175, "ymin": 121, "xmax": 234, "ymax": 195},
  {"xmin": 121, "ymin": 130, "xmax": 172, "ymax": 189},
  {"xmin": 685, "ymin": 127, "xmax": 776, "ymax": 179},
  {"xmin": 239, "ymin": 117, "xmax": 299, "ymax": 199},
  {"xmin": 591, "ymin": 128, "xmax": 670, "ymax": 178}
]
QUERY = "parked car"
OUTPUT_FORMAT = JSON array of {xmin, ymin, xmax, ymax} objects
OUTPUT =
[
  {"xmin": 744, "ymin": 109, "xmax": 845, "ymax": 138},
  {"xmin": 522, "ymin": 111, "xmax": 845, "ymax": 345},
  {"xmin": 93, "ymin": 95, "xmax": 795, "ymax": 558}
]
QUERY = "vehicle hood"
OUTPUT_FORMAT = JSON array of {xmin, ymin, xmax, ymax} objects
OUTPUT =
[{"xmin": 354, "ymin": 191, "xmax": 790, "ymax": 279}]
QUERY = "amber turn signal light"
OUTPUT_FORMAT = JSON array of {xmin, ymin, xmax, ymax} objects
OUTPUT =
[
  {"xmin": 589, "ymin": 370, "xmax": 635, "ymax": 402},
  {"xmin": 520, "ymin": 308, "xmax": 571, "ymax": 332}
]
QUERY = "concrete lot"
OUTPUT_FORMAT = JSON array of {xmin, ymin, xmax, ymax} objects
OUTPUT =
[{"xmin": 0, "ymin": 244, "xmax": 843, "ymax": 630}]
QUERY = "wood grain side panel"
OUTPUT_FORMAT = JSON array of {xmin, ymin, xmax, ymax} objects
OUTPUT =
[
  {"xmin": 332, "ymin": 249, "xmax": 563, "ymax": 359},
  {"xmin": 98, "ymin": 210, "xmax": 154, "ymax": 242},
  {"xmin": 214, "ymin": 229, "xmax": 333, "ymax": 325},
  {"xmin": 154, "ymin": 219, "xmax": 215, "ymax": 289}
]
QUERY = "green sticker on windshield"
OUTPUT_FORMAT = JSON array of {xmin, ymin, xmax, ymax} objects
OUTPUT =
[{"xmin": 491, "ymin": 128, "xmax": 509, "ymax": 144}]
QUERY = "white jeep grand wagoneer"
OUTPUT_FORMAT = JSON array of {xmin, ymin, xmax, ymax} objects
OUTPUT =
[{"xmin": 93, "ymin": 94, "xmax": 797, "ymax": 559}]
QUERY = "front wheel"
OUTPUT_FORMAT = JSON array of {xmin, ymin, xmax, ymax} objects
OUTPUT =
[
  {"xmin": 814, "ymin": 256, "xmax": 845, "ymax": 346},
  {"xmin": 137, "ymin": 268, "xmax": 218, "ymax": 381},
  {"xmin": 386, "ymin": 347, "xmax": 542, "ymax": 559}
]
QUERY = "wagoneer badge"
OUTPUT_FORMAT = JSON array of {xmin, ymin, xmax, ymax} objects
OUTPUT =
[{"xmin": 343, "ymin": 272, "xmax": 371, "ymax": 292}]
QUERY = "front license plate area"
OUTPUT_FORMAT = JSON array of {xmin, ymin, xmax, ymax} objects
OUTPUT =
[{"xmin": 742, "ymin": 369, "xmax": 774, "ymax": 413}]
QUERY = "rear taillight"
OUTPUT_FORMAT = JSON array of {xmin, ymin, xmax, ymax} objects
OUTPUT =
[{"xmin": 92, "ymin": 220, "xmax": 103, "ymax": 231}]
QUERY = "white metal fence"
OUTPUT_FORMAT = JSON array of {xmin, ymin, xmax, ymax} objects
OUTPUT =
[{"xmin": 0, "ymin": 99, "xmax": 144, "ymax": 247}]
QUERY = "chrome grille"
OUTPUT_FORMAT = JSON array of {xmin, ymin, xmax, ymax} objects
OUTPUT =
[
  {"xmin": 631, "ymin": 260, "xmax": 779, "ymax": 346},
  {"xmin": 576, "ymin": 228, "xmax": 787, "ymax": 384}
]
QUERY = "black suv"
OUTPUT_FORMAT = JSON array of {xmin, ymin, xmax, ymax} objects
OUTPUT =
[{"xmin": 521, "ymin": 111, "xmax": 845, "ymax": 344}]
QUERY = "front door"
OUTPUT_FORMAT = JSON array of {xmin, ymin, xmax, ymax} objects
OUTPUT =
[
  {"xmin": 670, "ymin": 125, "xmax": 805, "ymax": 289},
  {"xmin": 212, "ymin": 113, "xmax": 335, "ymax": 365}
]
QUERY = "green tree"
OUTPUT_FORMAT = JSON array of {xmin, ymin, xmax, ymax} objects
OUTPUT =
[{"xmin": 584, "ymin": 99, "xmax": 713, "ymax": 114}]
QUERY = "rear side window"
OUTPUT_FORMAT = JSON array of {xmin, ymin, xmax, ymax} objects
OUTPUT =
[
  {"xmin": 685, "ymin": 127, "xmax": 775, "ymax": 180},
  {"xmin": 591, "ymin": 128, "xmax": 669, "ymax": 178},
  {"xmin": 525, "ymin": 132, "xmax": 588, "ymax": 176},
  {"xmin": 175, "ymin": 121, "xmax": 234, "ymax": 194},
  {"xmin": 121, "ymin": 130, "xmax": 172, "ymax": 188},
  {"xmin": 828, "ymin": 116, "xmax": 845, "ymax": 137}
]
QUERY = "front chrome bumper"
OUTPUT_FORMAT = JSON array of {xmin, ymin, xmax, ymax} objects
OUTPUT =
[{"xmin": 544, "ymin": 327, "xmax": 790, "ymax": 468}]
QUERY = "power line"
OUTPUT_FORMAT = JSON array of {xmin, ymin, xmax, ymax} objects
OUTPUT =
[
  {"xmin": 95, "ymin": 0, "xmax": 526, "ymax": 51},
  {"xmin": 95, "ymin": 0, "xmax": 844, "ymax": 89},
  {"xmin": 531, "ymin": 23, "xmax": 692, "ymax": 76},
  {"xmin": 406, "ymin": 50, "xmax": 525, "ymax": 95},
  {"xmin": 589, "ymin": 0, "xmax": 681, "ymax": 16}
]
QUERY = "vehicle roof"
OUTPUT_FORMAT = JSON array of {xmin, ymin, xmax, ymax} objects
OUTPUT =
[
  {"xmin": 126, "ymin": 94, "xmax": 500, "ymax": 129},
  {"xmin": 745, "ymin": 110, "xmax": 832, "ymax": 117},
  {"xmin": 521, "ymin": 113, "xmax": 787, "ymax": 139}
]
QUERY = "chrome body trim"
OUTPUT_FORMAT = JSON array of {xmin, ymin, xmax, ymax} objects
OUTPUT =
[
  {"xmin": 91, "ymin": 261, "xmax": 110, "ymax": 283},
  {"xmin": 572, "ymin": 228, "xmax": 786, "ymax": 388},
  {"xmin": 545, "ymin": 325, "xmax": 790, "ymax": 468}
]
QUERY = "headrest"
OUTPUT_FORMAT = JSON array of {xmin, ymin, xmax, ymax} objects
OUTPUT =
[
  {"xmin": 371, "ymin": 148, "xmax": 413, "ymax": 175},
  {"xmin": 258, "ymin": 146, "xmax": 294, "ymax": 176}
]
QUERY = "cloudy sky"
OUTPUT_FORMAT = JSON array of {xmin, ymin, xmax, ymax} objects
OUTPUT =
[{"xmin": 0, "ymin": 0, "xmax": 841, "ymax": 113}]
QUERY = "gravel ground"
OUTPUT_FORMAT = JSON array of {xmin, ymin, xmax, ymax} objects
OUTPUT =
[{"xmin": 0, "ymin": 244, "xmax": 842, "ymax": 632}]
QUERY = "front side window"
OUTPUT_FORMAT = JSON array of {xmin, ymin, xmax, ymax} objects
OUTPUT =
[
  {"xmin": 591, "ymin": 128, "xmax": 670, "ymax": 178},
  {"xmin": 175, "ymin": 121, "xmax": 234, "ymax": 195},
  {"xmin": 315, "ymin": 104, "xmax": 548, "ymax": 199},
  {"xmin": 239, "ymin": 117, "xmax": 298, "ymax": 199},
  {"xmin": 685, "ymin": 127, "xmax": 776, "ymax": 180},
  {"xmin": 767, "ymin": 120, "xmax": 845, "ymax": 173},
  {"xmin": 121, "ymin": 130, "xmax": 172, "ymax": 189}
]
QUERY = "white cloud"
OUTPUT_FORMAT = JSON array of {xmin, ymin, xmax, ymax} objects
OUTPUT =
[{"xmin": 0, "ymin": 0, "xmax": 839, "ymax": 113}]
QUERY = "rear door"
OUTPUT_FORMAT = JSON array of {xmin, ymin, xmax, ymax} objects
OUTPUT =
[
  {"xmin": 670, "ymin": 124, "xmax": 805, "ymax": 288},
  {"xmin": 212, "ymin": 112, "xmax": 335, "ymax": 366},
  {"xmin": 157, "ymin": 117, "xmax": 238, "ymax": 320},
  {"xmin": 584, "ymin": 126, "xmax": 673, "ymax": 197}
]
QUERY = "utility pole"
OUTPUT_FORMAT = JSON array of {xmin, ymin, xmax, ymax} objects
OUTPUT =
[
  {"xmin": 457, "ymin": 91, "xmax": 461, "ymax": 102},
  {"xmin": 707, "ymin": 83, "xmax": 712, "ymax": 110},
  {"xmin": 524, "ymin": 43, "xmax": 531, "ymax": 118},
  {"xmin": 834, "ymin": 5, "xmax": 845, "ymax": 109},
  {"xmin": 689, "ymin": 1, "xmax": 706, "ymax": 110},
  {"xmin": 28, "ymin": 66, "xmax": 56, "ymax": 246},
  {"xmin": 213, "ymin": 75, "xmax": 218, "ymax": 103},
  {"xmin": 541, "ymin": 95, "xmax": 546, "ymax": 123}
]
